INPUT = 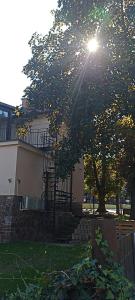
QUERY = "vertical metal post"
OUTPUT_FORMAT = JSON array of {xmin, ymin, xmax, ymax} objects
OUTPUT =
[
  {"xmin": 93, "ymin": 196, "xmax": 95, "ymax": 215},
  {"xmin": 45, "ymin": 171, "xmax": 49, "ymax": 210},
  {"xmin": 53, "ymin": 135, "xmax": 57, "ymax": 235},
  {"xmin": 53, "ymin": 174, "xmax": 56, "ymax": 235},
  {"xmin": 70, "ymin": 171, "xmax": 73, "ymax": 212},
  {"xmin": 37, "ymin": 131, "xmax": 39, "ymax": 147}
]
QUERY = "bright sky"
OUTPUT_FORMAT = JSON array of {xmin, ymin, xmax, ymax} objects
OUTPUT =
[{"xmin": 0, "ymin": 0, "xmax": 57, "ymax": 106}]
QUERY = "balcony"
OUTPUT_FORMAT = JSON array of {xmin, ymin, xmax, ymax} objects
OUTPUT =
[
  {"xmin": 0, "ymin": 128, "xmax": 54, "ymax": 150},
  {"xmin": 19, "ymin": 129, "xmax": 54, "ymax": 149}
]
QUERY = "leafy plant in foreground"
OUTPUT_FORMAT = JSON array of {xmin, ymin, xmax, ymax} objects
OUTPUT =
[{"xmin": 7, "ymin": 229, "xmax": 133, "ymax": 299}]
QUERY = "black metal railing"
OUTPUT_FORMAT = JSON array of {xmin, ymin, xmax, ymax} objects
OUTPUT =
[
  {"xmin": 20, "ymin": 130, "xmax": 54, "ymax": 149},
  {"xmin": 44, "ymin": 189, "xmax": 72, "ymax": 212},
  {"xmin": 55, "ymin": 189, "xmax": 72, "ymax": 211},
  {"xmin": 0, "ymin": 127, "xmax": 54, "ymax": 149}
]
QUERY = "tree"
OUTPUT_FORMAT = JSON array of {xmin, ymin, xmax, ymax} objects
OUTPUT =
[
  {"xmin": 83, "ymin": 102, "xmax": 126, "ymax": 213},
  {"xmin": 23, "ymin": 0, "xmax": 134, "ymax": 213},
  {"xmin": 23, "ymin": 0, "xmax": 134, "ymax": 142},
  {"xmin": 84, "ymin": 155, "xmax": 126, "ymax": 213},
  {"xmin": 23, "ymin": 0, "xmax": 133, "ymax": 124},
  {"xmin": 116, "ymin": 115, "xmax": 135, "ymax": 219}
]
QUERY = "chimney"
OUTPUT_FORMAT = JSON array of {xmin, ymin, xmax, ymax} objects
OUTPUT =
[{"xmin": 21, "ymin": 98, "xmax": 29, "ymax": 109}]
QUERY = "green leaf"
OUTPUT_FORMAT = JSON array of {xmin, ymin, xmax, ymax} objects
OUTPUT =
[{"xmin": 106, "ymin": 290, "xmax": 115, "ymax": 300}]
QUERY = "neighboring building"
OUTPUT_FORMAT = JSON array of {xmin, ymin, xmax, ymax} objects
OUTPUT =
[{"xmin": 0, "ymin": 101, "xmax": 84, "ymax": 242}]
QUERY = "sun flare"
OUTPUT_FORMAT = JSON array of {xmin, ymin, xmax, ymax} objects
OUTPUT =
[{"xmin": 87, "ymin": 38, "xmax": 99, "ymax": 53}]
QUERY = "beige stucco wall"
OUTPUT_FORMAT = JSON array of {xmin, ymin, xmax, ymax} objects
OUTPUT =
[
  {"xmin": 15, "ymin": 142, "xmax": 44, "ymax": 198},
  {"xmin": 29, "ymin": 115, "xmax": 49, "ymax": 131},
  {"xmin": 72, "ymin": 159, "xmax": 84, "ymax": 203},
  {"xmin": 0, "ymin": 141, "xmax": 18, "ymax": 195},
  {"xmin": 0, "ymin": 114, "xmax": 50, "ymax": 197},
  {"xmin": 0, "ymin": 141, "xmax": 45, "ymax": 198}
]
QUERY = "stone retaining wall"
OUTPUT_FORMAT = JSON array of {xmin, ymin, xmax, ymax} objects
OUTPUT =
[
  {"xmin": 0, "ymin": 195, "xmax": 78, "ymax": 243},
  {"xmin": 0, "ymin": 196, "xmax": 14, "ymax": 242},
  {"xmin": 0, "ymin": 196, "xmax": 53, "ymax": 242},
  {"xmin": 11, "ymin": 210, "xmax": 53, "ymax": 242}
]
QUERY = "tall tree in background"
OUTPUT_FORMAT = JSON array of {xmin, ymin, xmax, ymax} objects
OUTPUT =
[
  {"xmin": 117, "ymin": 115, "xmax": 135, "ymax": 219},
  {"xmin": 83, "ymin": 103, "xmax": 126, "ymax": 213},
  {"xmin": 23, "ymin": 0, "xmax": 134, "ymax": 213},
  {"xmin": 84, "ymin": 155, "xmax": 126, "ymax": 213}
]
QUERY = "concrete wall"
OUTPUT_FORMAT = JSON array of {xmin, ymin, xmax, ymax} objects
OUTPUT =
[{"xmin": 0, "ymin": 141, "xmax": 17, "ymax": 195}]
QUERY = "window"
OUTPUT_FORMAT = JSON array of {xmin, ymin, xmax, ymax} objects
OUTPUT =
[
  {"xmin": 0, "ymin": 110, "xmax": 8, "ymax": 118},
  {"xmin": 19, "ymin": 196, "xmax": 44, "ymax": 210}
]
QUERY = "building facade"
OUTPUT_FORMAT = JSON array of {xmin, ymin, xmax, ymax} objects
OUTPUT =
[{"xmin": 0, "ymin": 102, "xmax": 84, "ymax": 242}]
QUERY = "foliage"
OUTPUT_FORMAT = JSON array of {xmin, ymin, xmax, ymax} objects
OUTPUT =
[
  {"xmin": 83, "ymin": 102, "xmax": 126, "ymax": 195},
  {"xmin": 84, "ymin": 154, "xmax": 126, "ymax": 201},
  {"xmin": 116, "ymin": 214, "xmax": 130, "ymax": 221},
  {"xmin": 7, "ymin": 230, "xmax": 133, "ymax": 300},
  {"xmin": 23, "ymin": 0, "xmax": 134, "ymax": 159},
  {"xmin": 82, "ymin": 103, "xmax": 126, "ymax": 212},
  {"xmin": 116, "ymin": 116, "xmax": 135, "ymax": 218}
]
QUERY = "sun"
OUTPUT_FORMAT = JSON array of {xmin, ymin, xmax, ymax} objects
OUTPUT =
[{"xmin": 87, "ymin": 38, "xmax": 99, "ymax": 53}]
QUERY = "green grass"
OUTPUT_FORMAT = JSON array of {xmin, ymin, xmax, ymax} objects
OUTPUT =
[
  {"xmin": 83, "ymin": 203, "xmax": 130, "ymax": 210},
  {"xmin": 0, "ymin": 241, "xmax": 84, "ymax": 295}
]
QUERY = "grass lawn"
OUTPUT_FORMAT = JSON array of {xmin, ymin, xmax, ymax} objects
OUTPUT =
[
  {"xmin": 83, "ymin": 203, "xmax": 130, "ymax": 210},
  {"xmin": 0, "ymin": 241, "xmax": 84, "ymax": 295}
]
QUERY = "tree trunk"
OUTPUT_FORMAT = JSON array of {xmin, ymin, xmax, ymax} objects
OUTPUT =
[
  {"xmin": 116, "ymin": 194, "xmax": 120, "ymax": 215},
  {"xmin": 97, "ymin": 201, "xmax": 106, "ymax": 214},
  {"xmin": 97, "ymin": 195, "xmax": 106, "ymax": 214},
  {"xmin": 92, "ymin": 157, "xmax": 107, "ymax": 214},
  {"xmin": 130, "ymin": 188, "xmax": 135, "ymax": 220}
]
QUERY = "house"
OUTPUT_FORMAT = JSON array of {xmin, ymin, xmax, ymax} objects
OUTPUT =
[{"xmin": 0, "ymin": 101, "xmax": 84, "ymax": 242}]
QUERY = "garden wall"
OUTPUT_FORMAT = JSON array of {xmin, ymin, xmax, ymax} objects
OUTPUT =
[
  {"xmin": 11, "ymin": 210, "xmax": 53, "ymax": 241},
  {"xmin": 0, "ymin": 195, "xmax": 79, "ymax": 243},
  {"xmin": 0, "ymin": 195, "xmax": 14, "ymax": 243}
]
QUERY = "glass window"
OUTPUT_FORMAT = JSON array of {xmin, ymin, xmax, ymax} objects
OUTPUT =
[
  {"xmin": 4, "ymin": 111, "xmax": 8, "ymax": 117},
  {"xmin": 0, "ymin": 110, "xmax": 8, "ymax": 118},
  {"xmin": 20, "ymin": 196, "xmax": 44, "ymax": 210}
]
